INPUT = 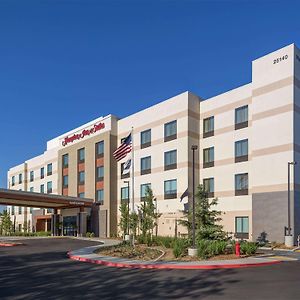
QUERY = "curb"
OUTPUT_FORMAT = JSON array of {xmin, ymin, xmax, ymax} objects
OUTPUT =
[
  {"xmin": 0, "ymin": 243, "xmax": 21, "ymax": 247},
  {"xmin": 67, "ymin": 252, "xmax": 281, "ymax": 270}
]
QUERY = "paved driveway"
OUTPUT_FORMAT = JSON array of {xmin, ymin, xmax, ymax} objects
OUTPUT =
[{"xmin": 1, "ymin": 238, "xmax": 300, "ymax": 300}]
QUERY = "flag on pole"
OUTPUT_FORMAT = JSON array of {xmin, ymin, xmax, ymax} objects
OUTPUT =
[
  {"xmin": 122, "ymin": 157, "xmax": 131, "ymax": 175},
  {"xmin": 113, "ymin": 133, "xmax": 132, "ymax": 161},
  {"xmin": 180, "ymin": 188, "xmax": 189, "ymax": 202}
]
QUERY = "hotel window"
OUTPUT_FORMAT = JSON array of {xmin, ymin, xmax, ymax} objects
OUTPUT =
[
  {"xmin": 47, "ymin": 181, "xmax": 52, "ymax": 194},
  {"xmin": 203, "ymin": 116, "xmax": 214, "ymax": 138},
  {"xmin": 19, "ymin": 173, "xmax": 22, "ymax": 184},
  {"xmin": 121, "ymin": 162, "xmax": 130, "ymax": 179},
  {"xmin": 141, "ymin": 129, "xmax": 151, "ymax": 148},
  {"xmin": 62, "ymin": 154, "xmax": 69, "ymax": 168},
  {"xmin": 78, "ymin": 148, "xmax": 85, "ymax": 163},
  {"xmin": 141, "ymin": 183, "xmax": 151, "ymax": 201},
  {"xmin": 235, "ymin": 139, "xmax": 248, "ymax": 163},
  {"xmin": 18, "ymin": 207, "xmax": 22, "ymax": 214},
  {"xmin": 235, "ymin": 173, "xmax": 248, "ymax": 196},
  {"xmin": 96, "ymin": 166, "xmax": 104, "ymax": 181},
  {"xmin": 40, "ymin": 184, "xmax": 45, "ymax": 194},
  {"xmin": 141, "ymin": 156, "xmax": 151, "ymax": 175},
  {"xmin": 96, "ymin": 189, "xmax": 104, "ymax": 205},
  {"xmin": 121, "ymin": 186, "xmax": 129, "ymax": 203},
  {"xmin": 18, "ymin": 224, "xmax": 22, "ymax": 231},
  {"xmin": 30, "ymin": 187, "xmax": 34, "ymax": 192},
  {"xmin": 11, "ymin": 206, "xmax": 15, "ymax": 215},
  {"xmin": 30, "ymin": 207, "xmax": 33, "ymax": 214},
  {"xmin": 63, "ymin": 175, "xmax": 68, "ymax": 188},
  {"xmin": 164, "ymin": 179, "xmax": 177, "ymax": 199},
  {"xmin": 40, "ymin": 167, "xmax": 45, "ymax": 179},
  {"xmin": 78, "ymin": 171, "xmax": 85, "ymax": 185},
  {"xmin": 235, "ymin": 105, "xmax": 248, "ymax": 130},
  {"xmin": 30, "ymin": 171, "xmax": 34, "ymax": 182},
  {"xmin": 12, "ymin": 176, "xmax": 15, "ymax": 186},
  {"xmin": 164, "ymin": 120, "xmax": 177, "ymax": 142},
  {"xmin": 47, "ymin": 163, "xmax": 52, "ymax": 176},
  {"xmin": 203, "ymin": 147, "xmax": 214, "ymax": 168},
  {"xmin": 203, "ymin": 178, "xmax": 214, "ymax": 198},
  {"xmin": 164, "ymin": 150, "xmax": 177, "ymax": 171},
  {"xmin": 78, "ymin": 192, "xmax": 85, "ymax": 198},
  {"xmin": 47, "ymin": 208, "xmax": 53, "ymax": 213},
  {"xmin": 235, "ymin": 216, "xmax": 249, "ymax": 239},
  {"xmin": 96, "ymin": 141, "xmax": 104, "ymax": 157}
]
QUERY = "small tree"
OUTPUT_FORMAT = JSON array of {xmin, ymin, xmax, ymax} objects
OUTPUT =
[
  {"xmin": 129, "ymin": 211, "xmax": 138, "ymax": 238},
  {"xmin": 179, "ymin": 185, "xmax": 226, "ymax": 241},
  {"xmin": 119, "ymin": 202, "xmax": 129, "ymax": 237},
  {"xmin": 139, "ymin": 187, "xmax": 161, "ymax": 240},
  {"xmin": 0, "ymin": 210, "xmax": 13, "ymax": 236}
]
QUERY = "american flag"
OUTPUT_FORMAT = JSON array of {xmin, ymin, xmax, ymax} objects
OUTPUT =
[{"xmin": 113, "ymin": 133, "xmax": 132, "ymax": 161}]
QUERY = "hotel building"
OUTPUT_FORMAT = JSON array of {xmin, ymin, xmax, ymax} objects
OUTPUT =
[{"xmin": 6, "ymin": 43, "xmax": 300, "ymax": 243}]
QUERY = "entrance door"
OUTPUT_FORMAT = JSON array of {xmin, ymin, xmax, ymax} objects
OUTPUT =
[{"xmin": 63, "ymin": 216, "xmax": 77, "ymax": 236}]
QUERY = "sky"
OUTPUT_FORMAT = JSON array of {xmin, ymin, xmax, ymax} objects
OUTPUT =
[{"xmin": 0, "ymin": 0, "xmax": 300, "ymax": 197}]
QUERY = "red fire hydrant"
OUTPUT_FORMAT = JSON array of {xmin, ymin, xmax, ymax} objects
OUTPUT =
[{"xmin": 235, "ymin": 241, "xmax": 241, "ymax": 257}]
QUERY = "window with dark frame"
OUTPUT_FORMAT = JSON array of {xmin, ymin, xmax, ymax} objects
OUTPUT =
[
  {"xmin": 96, "ymin": 166, "xmax": 104, "ymax": 181},
  {"xmin": 140, "ymin": 183, "xmax": 151, "ymax": 201},
  {"xmin": 96, "ymin": 189, "xmax": 104, "ymax": 205},
  {"xmin": 40, "ymin": 167, "xmax": 45, "ymax": 179},
  {"xmin": 78, "ymin": 148, "xmax": 85, "ymax": 163},
  {"xmin": 164, "ymin": 120, "xmax": 177, "ymax": 142},
  {"xmin": 62, "ymin": 154, "xmax": 69, "ymax": 168},
  {"xmin": 235, "ymin": 216, "xmax": 249, "ymax": 239},
  {"xmin": 47, "ymin": 181, "xmax": 52, "ymax": 194},
  {"xmin": 203, "ymin": 178, "xmax": 214, "ymax": 198},
  {"xmin": 235, "ymin": 105, "xmax": 248, "ymax": 130},
  {"xmin": 63, "ymin": 175, "xmax": 68, "ymax": 188},
  {"xmin": 78, "ymin": 171, "xmax": 85, "ymax": 185},
  {"xmin": 12, "ymin": 176, "xmax": 15, "ymax": 186},
  {"xmin": 40, "ymin": 184, "xmax": 45, "ymax": 193},
  {"xmin": 29, "ymin": 187, "xmax": 34, "ymax": 192},
  {"xmin": 141, "ymin": 156, "xmax": 151, "ymax": 175},
  {"xmin": 47, "ymin": 163, "xmax": 52, "ymax": 176},
  {"xmin": 96, "ymin": 141, "xmax": 104, "ymax": 157},
  {"xmin": 141, "ymin": 129, "xmax": 151, "ymax": 148},
  {"xmin": 78, "ymin": 192, "xmax": 85, "ymax": 198},
  {"xmin": 235, "ymin": 173, "xmax": 248, "ymax": 195},
  {"xmin": 203, "ymin": 116, "xmax": 214, "ymax": 138},
  {"xmin": 235, "ymin": 139, "xmax": 248, "ymax": 163},
  {"xmin": 164, "ymin": 150, "xmax": 177, "ymax": 171},
  {"xmin": 18, "ymin": 173, "xmax": 22, "ymax": 184},
  {"xmin": 121, "ymin": 186, "xmax": 129, "ymax": 203},
  {"xmin": 30, "ymin": 171, "xmax": 34, "ymax": 182},
  {"xmin": 164, "ymin": 179, "xmax": 177, "ymax": 199},
  {"xmin": 203, "ymin": 147, "xmax": 214, "ymax": 168}
]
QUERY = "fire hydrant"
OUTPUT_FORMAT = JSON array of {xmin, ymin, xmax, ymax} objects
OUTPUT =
[{"xmin": 235, "ymin": 241, "xmax": 241, "ymax": 257}]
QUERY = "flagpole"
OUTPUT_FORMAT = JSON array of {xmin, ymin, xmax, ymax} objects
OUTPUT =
[{"xmin": 131, "ymin": 127, "xmax": 135, "ymax": 246}]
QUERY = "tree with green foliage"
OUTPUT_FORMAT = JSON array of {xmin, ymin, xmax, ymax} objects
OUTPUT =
[
  {"xmin": 179, "ymin": 185, "xmax": 226, "ymax": 241},
  {"xmin": 119, "ymin": 201, "xmax": 130, "ymax": 237},
  {"xmin": 129, "ymin": 211, "xmax": 139, "ymax": 238},
  {"xmin": 0, "ymin": 210, "xmax": 13, "ymax": 236},
  {"xmin": 139, "ymin": 187, "xmax": 161, "ymax": 240}
]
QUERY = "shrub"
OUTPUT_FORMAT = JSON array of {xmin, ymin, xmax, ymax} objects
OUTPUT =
[
  {"xmin": 197, "ymin": 240, "xmax": 228, "ymax": 259},
  {"xmin": 153, "ymin": 236, "xmax": 175, "ymax": 248},
  {"xmin": 35, "ymin": 231, "xmax": 51, "ymax": 237},
  {"xmin": 173, "ymin": 238, "xmax": 188, "ymax": 258},
  {"xmin": 240, "ymin": 242, "xmax": 258, "ymax": 255},
  {"xmin": 86, "ymin": 232, "xmax": 95, "ymax": 238}
]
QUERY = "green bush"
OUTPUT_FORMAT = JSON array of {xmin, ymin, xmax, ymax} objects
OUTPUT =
[
  {"xmin": 197, "ymin": 240, "xmax": 227, "ymax": 259},
  {"xmin": 35, "ymin": 231, "xmax": 51, "ymax": 237},
  {"xmin": 153, "ymin": 236, "xmax": 175, "ymax": 248},
  {"xmin": 86, "ymin": 232, "xmax": 95, "ymax": 238},
  {"xmin": 172, "ymin": 238, "xmax": 188, "ymax": 258},
  {"xmin": 240, "ymin": 242, "xmax": 258, "ymax": 255}
]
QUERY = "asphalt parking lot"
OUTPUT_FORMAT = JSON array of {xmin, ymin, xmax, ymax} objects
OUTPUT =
[{"xmin": 0, "ymin": 237, "xmax": 300, "ymax": 300}]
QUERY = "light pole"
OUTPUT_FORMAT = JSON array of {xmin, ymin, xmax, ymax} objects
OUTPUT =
[
  {"xmin": 287, "ymin": 162, "xmax": 297, "ymax": 237},
  {"xmin": 191, "ymin": 145, "xmax": 198, "ymax": 251},
  {"xmin": 124, "ymin": 180, "xmax": 130, "ymax": 237}
]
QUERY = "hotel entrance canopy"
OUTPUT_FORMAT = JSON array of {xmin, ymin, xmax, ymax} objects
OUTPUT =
[{"xmin": 0, "ymin": 188, "xmax": 93, "ymax": 209}]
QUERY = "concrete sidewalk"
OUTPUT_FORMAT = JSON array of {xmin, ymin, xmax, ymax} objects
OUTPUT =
[{"xmin": 68, "ymin": 242, "xmax": 281, "ymax": 270}]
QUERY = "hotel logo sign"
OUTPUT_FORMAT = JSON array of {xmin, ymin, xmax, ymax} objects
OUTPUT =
[{"xmin": 62, "ymin": 122, "xmax": 105, "ymax": 146}]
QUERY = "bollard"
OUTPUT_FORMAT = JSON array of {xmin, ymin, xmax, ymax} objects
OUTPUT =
[{"xmin": 235, "ymin": 241, "xmax": 241, "ymax": 257}]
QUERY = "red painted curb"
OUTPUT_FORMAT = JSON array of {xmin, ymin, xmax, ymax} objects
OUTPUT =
[
  {"xmin": 0, "ymin": 243, "xmax": 20, "ymax": 247},
  {"xmin": 67, "ymin": 253, "xmax": 281, "ymax": 270}
]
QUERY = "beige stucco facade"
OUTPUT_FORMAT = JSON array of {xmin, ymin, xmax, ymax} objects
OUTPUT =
[{"xmin": 6, "ymin": 43, "xmax": 300, "ymax": 242}]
